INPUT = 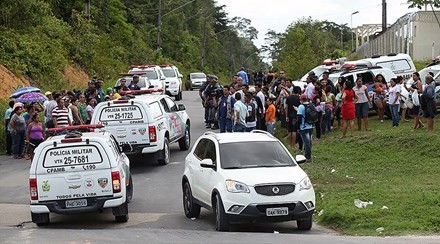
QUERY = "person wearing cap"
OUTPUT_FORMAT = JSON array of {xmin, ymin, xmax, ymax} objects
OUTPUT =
[
  {"xmin": 84, "ymin": 79, "xmax": 96, "ymax": 99},
  {"xmin": 129, "ymin": 75, "xmax": 141, "ymax": 90},
  {"xmin": 294, "ymin": 94, "xmax": 314, "ymax": 162},
  {"xmin": 237, "ymin": 67, "xmax": 249, "ymax": 85},
  {"xmin": 95, "ymin": 78, "xmax": 105, "ymax": 103},
  {"xmin": 203, "ymin": 75, "xmax": 221, "ymax": 129},
  {"xmin": 200, "ymin": 75, "xmax": 213, "ymax": 127},
  {"xmin": 43, "ymin": 91, "xmax": 53, "ymax": 110}
]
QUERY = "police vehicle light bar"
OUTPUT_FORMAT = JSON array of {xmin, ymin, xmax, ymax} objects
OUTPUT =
[
  {"xmin": 47, "ymin": 124, "xmax": 104, "ymax": 133},
  {"xmin": 131, "ymin": 65, "xmax": 156, "ymax": 69},
  {"xmin": 119, "ymin": 73, "xmax": 146, "ymax": 76},
  {"xmin": 341, "ymin": 63, "xmax": 357, "ymax": 69},
  {"xmin": 124, "ymin": 88, "xmax": 164, "ymax": 95}
]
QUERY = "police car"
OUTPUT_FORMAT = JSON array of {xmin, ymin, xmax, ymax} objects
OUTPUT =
[
  {"xmin": 91, "ymin": 89, "xmax": 191, "ymax": 165},
  {"xmin": 160, "ymin": 64, "xmax": 184, "ymax": 101},
  {"xmin": 129, "ymin": 65, "xmax": 167, "ymax": 94},
  {"xmin": 29, "ymin": 124, "xmax": 133, "ymax": 225}
]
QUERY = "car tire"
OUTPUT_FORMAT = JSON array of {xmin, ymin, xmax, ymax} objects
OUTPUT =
[
  {"xmin": 214, "ymin": 194, "xmax": 229, "ymax": 232},
  {"xmin": 158, "ymin": 137, "xmax": 170, "ymax": 165},
  {"xmin": 297, "ymin": 217, "xmax": 313, "ymax": 230},
  {"xmin": 183, "ymin": 182, "xmax": 201, "ymax": 218},
  {"xmin": 113, "ymin": 202, "xmax": 129, "ymax": 223},
  {"xmin": 126, "ymin": 175, "xmax": 133, "ymax": 203},
  {"xmin": 31, "ymin": 212, "xmax": 50, "ymax": 226},
  {"xmin": 178, "ymin": 125, "xmax": 190, "ymax": 150}
]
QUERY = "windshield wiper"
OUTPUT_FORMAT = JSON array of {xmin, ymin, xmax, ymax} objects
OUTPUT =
[
  {"xmin": 259, "ymin": 164, "xmax": 293, "ymax": 167},
  {"xmin": 222, "ymin": 166, "xmax": 242, "ymax": 169}
]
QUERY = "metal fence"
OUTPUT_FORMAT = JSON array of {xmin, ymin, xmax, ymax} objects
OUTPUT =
[{"xmin": 352, "ymin": 11, "xmax": 440, "ymax": 60}]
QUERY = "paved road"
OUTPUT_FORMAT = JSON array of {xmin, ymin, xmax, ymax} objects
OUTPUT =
[{"xmin": 0, "ymin": 91, "xmax": 438, "ymax": 243}]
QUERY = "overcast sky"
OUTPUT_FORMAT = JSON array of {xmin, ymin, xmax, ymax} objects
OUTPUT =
[{"xmin": 216, "ymin": 0, "xmax": 422, "ymax": 48}]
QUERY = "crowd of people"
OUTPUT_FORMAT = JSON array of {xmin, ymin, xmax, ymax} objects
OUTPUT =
[
  {"xmin": 3, "ymin": 69, "xmax": 437, "ymax": 162},
  {"xmin": 199, "ymin": 70, "xmax": 437, "ymax": 162},
  {"xmin": 3, "ymin": 76, "xmax": 143, "ymax": 160}
]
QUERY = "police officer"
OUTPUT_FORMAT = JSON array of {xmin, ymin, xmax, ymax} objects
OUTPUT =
[
  {"xmin": 200, "ymin": 75, "xmax": 212, "ymax": 128},
  {"xmin": 129, "ymin": 75, "xmax": 141, "ymax": 90},
  {"xmin": 203, "ymin": 75, "xmax": 221, "ymax": 129}
]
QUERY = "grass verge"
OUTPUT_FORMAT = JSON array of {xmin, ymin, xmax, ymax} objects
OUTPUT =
[{"xmin": 277, "ymin": 116, "xmax": 440, "ymax": 235}]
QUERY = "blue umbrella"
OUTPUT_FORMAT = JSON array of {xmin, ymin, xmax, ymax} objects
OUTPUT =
[
  {"xmin": 16, "ymin": 92, "xmax": 48, "ymax": 103},
  {"xmin": 10, "ymin": 86, "xmax": 41, "ymax": 99}
]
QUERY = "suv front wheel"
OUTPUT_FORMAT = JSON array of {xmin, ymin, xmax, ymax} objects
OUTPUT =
[
  {"xmin": 297, "ymin": 216, "xmax": 312, "ymax": 230},
  {"xmin": 183, "ymin": 182, "xmax": 201, "ymax": 218},
  {"xmin": 213, "ymin": 194, "xmax": 229, "ymax": 232}
]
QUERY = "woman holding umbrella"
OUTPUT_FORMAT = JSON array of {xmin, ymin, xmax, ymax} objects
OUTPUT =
[{"xmin": 9, "ymin": 103, "xmax": 26, "ymax": 159}]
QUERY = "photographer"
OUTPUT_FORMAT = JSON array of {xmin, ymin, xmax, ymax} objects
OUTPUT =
[
  {"xmin": 200, "ymin": 75, "xmax": 212, "ymax": 128},
  {"xmin": 203, "ymin": 75, "xmax": 222, "ymax": 129}
]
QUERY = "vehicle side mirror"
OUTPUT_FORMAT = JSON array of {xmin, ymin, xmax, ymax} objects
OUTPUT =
[
  {"xmin": 295, "ymin": 155, "xmax": 307, "ymax": 164},
  {"xmin": 178, "ymin": 104, "xmax": 186, "ymax": 111},
  {"xmin": 160, "ymin": 75, "xmax": 166, "ymax": 80},
  {"xmin": 178, "ymin": 74, "xmax": 183, "ymax": 78},
  {"xmin": 200, "ymin": 159, "xmax": 216, "ymax": 169}
]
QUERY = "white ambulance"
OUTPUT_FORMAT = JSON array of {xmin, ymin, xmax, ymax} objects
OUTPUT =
[
  {"xmin": 91, "ymin": 90, "xmax": 191, "ymax": 165},
  {"xmin": 29, "ymin": 125, "xmax": 133, "ymax": 225}
]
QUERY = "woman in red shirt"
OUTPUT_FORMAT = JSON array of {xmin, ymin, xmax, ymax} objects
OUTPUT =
[{"xmin": 341, "ymin": 79, "xmax": 358, "ymax": 138}]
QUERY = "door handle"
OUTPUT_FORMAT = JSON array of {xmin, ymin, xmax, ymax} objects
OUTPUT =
[{"xmin": 67, "ymin": 175, "xmax": 81, "ymax": 180}]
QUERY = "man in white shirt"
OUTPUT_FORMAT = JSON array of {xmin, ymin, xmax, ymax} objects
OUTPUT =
[
  {"xmin": 305, "ymin": 73, "xmax": 315, "ymax": 100},
  {"xmin": 232, "ymin": 93, "xmax": 248, "ymax": 132}
]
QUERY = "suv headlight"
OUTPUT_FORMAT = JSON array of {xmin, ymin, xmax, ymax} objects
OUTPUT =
[
  {"xmin": 225, "ymin": 180, "xmax": 250, "ymax": 193},
  {"xmin": 299, "ymin": 177, "xmax": 312, "ymax": 191},
  {"xmin": 171, "ymin": 81, "xmax": 177, "ymax": 85}
]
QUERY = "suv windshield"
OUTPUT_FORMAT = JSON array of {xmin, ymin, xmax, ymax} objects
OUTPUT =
[
  {"xmin": 191, "ymin": 74, "xmax": 206, "ymax": 79},
  {"xmin": 219, "ymin": 141, "xmax": 296, "ymax": 169},
  {"xmin": 115, "ymin": 77, "xmax": 148, "ymax": 88},
  {"xmin": 162, "ymin": 69, "xmax": 176, "ymax": 78}
]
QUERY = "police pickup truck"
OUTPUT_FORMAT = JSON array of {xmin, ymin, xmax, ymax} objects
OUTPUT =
[
  {"xmin": 90, "ymin": 89, "xmax": 191, "ymax": 165},
  {"xmin": 29, "ymin": 124, "xmax": 133, "ymax": 225}
]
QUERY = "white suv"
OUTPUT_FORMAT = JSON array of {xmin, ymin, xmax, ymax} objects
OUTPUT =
[
  {"xmin": 160, "ymin": 64, "xmax": 183, "ymax": 101},
  {"xmin": 129, "ymin": 65, "xmax": 166, "ymax": 94},
  {"xmin": 29, "ymin": 125, "xmax": 133, "ymax": 225},
  {"xmin": 182, "ymin": 131, "xmax": 315, "ymax": 231},
  {"xmin": 91, "ymin": 93, "xmax": 191, "ymax": 165}
]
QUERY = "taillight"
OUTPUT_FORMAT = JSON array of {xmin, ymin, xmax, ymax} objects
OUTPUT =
[
  {"xmin": 29, "ymin": 178, "xmax": 38, "ymax": 200},
  {"xmin": 149, "ymin": 126, "xmax": 157, "ymax": 142},
  {"xmin": 112, "ymin": 171, "xmax": 121, "ymax": 193}
]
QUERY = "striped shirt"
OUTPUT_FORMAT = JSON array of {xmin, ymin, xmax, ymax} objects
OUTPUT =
[{"xmin": 52, "ymin": 107, "xmax": 70, "ymax": 128}]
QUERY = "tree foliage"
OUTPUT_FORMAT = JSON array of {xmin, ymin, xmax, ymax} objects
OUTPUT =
[
  {"xmin": 407, "ymin": 0, "xmax": 440, "ymax": 9},
  {"xmin": 266, "ymin": 18, "xmax": 353, "ymax": 79},
  {"xmin": 0, "ymin": 0, "xmax": 262, "ymax": 89}
]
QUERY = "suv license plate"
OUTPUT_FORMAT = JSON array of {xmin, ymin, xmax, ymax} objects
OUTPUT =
[
  {"xmin": 66, "ymin": 199, "xmax": 87, "ymax": 208},
  {"xmin": 266, "ymin": 207, "xmax": 289, "ymax": 216}
]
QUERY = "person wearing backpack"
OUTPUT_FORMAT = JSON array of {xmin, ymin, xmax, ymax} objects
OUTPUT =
[{"xmin": 295, "ymin": 94, "xmax": 316, "ymax": 162}]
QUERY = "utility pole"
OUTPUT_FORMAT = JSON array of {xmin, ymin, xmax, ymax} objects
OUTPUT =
[
  {"xmin": 157, "ymin": 0, "xmax": 162, "ymax": 50},
  {"xmin": 201, "ymin": 16, "xmax": 207, "ymax": 68},
  {"xmin": 85, "ymin": 0, "xmax": 91, "ymax": 19},
  {"xmin": 340, "ymin": 27, "xmax": 343, "ymax": 51},
  {"xmin": 351, "ymin": 11, "xmax": 359, "ymax": 52},
  {"xmin": 382, "ymin": 0, "xmax": 387, "ymax": 32}
]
